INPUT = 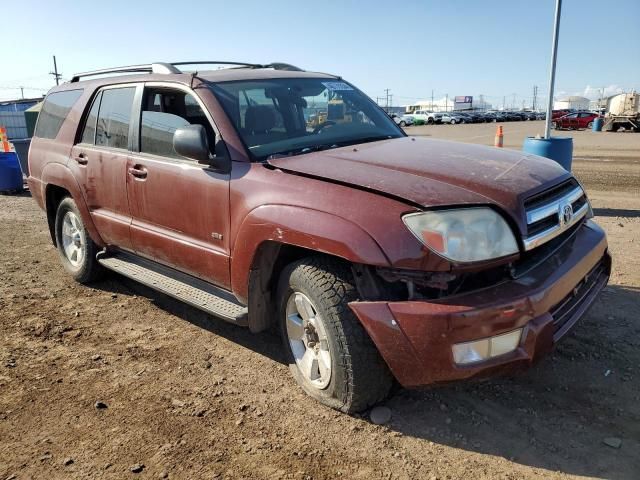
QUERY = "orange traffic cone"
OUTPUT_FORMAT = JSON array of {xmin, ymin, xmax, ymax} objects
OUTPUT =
[{"xmin": 494, "ymin": 125, "xmax": 504, "ymax": 148}]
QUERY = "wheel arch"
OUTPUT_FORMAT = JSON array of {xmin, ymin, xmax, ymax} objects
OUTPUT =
[
  {"xmin": 231, "ymin": 205, "xmax": 391, "ymax": 332},
  {"xmin": 41, "ymin": 163, "xmax": 104, "ymax": 247}
]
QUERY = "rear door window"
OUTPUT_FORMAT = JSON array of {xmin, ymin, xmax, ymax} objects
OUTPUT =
[
  {"xmin": 80, "ymin": 91, "xmax": 102, "ymax": 144},
  {"xmin": 96, "ymin": 87, "xmax": 136, "ymax": 149},
  {"xmin": 34, "ymin": 89, "xmax": 83, "ymax": 139}
]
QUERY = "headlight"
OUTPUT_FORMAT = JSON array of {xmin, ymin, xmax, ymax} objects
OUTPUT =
[{"xmin": 402, "ymin": 207, "xmax": 519, "ymax": 262}]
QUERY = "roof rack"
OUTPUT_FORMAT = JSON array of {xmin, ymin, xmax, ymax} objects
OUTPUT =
[{"xmin": 70, "ymin": 61, "xmax": 304, "ymax": 82}]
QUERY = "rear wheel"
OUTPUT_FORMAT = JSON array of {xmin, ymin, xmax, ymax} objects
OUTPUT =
[
  {"xmin": 587, "ymin": 121, "xmax": 594, "ymax": 129},
  {"xmin": 427, "ymin": 118, "xmax": 434, "ymax": 125},
  {"xmin": 278, "ymin": 257, "xmax": 393, "ymax": 413},
  {"xmin": 399, "ymin": 121, "xmax": 406, "ymax": 127},
  {"xmin": 54, "ymin": 197, "xmax": 104, "ymax": 283},
  {"xmin": 450, "ymin": 119, "xmax": 457, "ymax": 124}
]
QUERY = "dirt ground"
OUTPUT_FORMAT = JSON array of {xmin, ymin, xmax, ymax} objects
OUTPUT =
[{"xmin": 1, "ymin": 123, "xmax": 639, "ymax": 479}]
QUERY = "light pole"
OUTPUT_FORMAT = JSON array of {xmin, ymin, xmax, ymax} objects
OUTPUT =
[{"xmin": 544, "ymin": 0, "xmax": 562, "ymax": 139}]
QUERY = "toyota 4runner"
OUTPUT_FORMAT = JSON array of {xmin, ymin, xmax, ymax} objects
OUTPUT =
[{"xmin": 28, "ymin": 61, "xmax": 611, "ymax": 412}]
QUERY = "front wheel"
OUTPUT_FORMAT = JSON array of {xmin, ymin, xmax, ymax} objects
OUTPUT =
[
  {"xmin": 450, "ymin": 119, "xmax": 457, "ymax": 124},
  {"xmin": 54, "ymin": 197, "xmax": 104, "ymax": 283},
  {"xmin": 399, "ymin": 121, "xmax": 406, "ymax": 127},
  {"xmin": 278, "ymin": 257, "xmax": 393, "ymax": 413},
  {"xmin": 587, "ymin": 121, "xmax": 594, "ymax": 129}
]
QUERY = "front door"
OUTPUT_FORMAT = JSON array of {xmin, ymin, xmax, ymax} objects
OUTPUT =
[
  {"xmin": 126, "ymin": 83, "xmax": 231, "ymax": 289},
  {"xmin": 69, "ymin": 85, "xmax": 138, "ymax": 249}
]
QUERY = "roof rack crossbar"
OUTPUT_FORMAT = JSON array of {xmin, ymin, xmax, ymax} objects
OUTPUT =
[
  {"xmin": 171, "ymin": 61, "xmax": 263, "ymax": 69},
  {"xmin": 70, "ymin": 62, "xmax": 180, "ymax": 82},
  {"xmin": 69, "ymin": 61, "xmax": 305, "ymax": 83}
]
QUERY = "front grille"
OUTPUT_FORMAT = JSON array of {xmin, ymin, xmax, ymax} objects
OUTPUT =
[
  {"xmin": 550, "ymin": 257, "xmax": 609, "ymax": 341},
  {"xmin": 524, "ymin": 178, "xmax": 578, "ymax": 211},
  {"xmin": 523, "ymin": 179, "xmax": 590, "ymax": 251}
]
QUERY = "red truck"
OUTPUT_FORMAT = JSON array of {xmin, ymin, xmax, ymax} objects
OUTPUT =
[{"xmin": 28, "ymin": 61, "xmax": 610, "ymax": 412}]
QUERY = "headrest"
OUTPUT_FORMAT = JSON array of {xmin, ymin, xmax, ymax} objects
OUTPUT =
[{"xmin": 245, "ymin": 105, "xmax": 276, "ymax": 133}]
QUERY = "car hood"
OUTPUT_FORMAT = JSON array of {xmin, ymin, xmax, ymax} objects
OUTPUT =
[{"xmin": 267, "ymin": 137, "xmax": 570, "ymax": 233}]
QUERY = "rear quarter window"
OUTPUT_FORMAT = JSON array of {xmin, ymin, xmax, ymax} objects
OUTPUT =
[{"xmin": 34, "ymin": 89, "xmax": 83, "ymax": 139}]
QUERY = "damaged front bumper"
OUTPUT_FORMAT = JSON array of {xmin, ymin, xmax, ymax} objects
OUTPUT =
[{"xmin": 349, "ymin": 220, "xmax": 611, "ymax": 388}]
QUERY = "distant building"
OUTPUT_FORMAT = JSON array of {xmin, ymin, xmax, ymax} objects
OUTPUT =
[
  {"xmin": 0, "ymin": 97, "xmax": 42, "ymax": 112},
  {"xmin": 553, "ymin": 96, "xmax": 590, "ymax": 111},
  {"xmin": 0, "ymin": 97, "xmax": 43, "ymax": 139},
  {"xmin": 404, "ymin": 97, "xmax": 492, "ymax": 113}
]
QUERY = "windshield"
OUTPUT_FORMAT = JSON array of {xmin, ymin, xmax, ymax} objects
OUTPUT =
[{"xmin": 209, "ymin": 78, "xmax": 404, "ymax": 160}]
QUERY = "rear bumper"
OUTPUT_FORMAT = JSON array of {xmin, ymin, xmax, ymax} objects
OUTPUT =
[{"xmin": 350, "ymin": 220, "xmax": 610, "ymax": 388}]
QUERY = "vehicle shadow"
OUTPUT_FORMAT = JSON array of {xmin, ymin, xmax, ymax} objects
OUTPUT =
[
  {"xmin": 91, "ymin": 275, "xmax": 287, "ymax": 366},
  {"xmin": 593, "ymin": 207, "xmax": 640, "ymax": 218},
  {"xmin": 89, "ymin": 275, "xmax": 639, "ymax": 478},
  {"xmin": 380, "ymin": 284, "xmax": 640, "ymax": 479}
]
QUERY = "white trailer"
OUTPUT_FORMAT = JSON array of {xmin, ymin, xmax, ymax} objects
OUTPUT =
[{"xmin": 603, "ymin": 93, "xmax": 640, "ymax": 132}]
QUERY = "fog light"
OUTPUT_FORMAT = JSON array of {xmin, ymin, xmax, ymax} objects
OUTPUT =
[{"xmin": 452, "ymin": 328, "xmax": 523, "ymax": 365}]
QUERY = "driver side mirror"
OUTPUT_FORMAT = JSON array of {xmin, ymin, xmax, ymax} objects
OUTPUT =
[{"xmin": 173, "ymin": 125, "xmax": 230, "ymax": 172}]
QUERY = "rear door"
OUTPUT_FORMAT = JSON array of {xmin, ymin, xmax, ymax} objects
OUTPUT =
[
  {"xmin": 69, "ymin": 85, "xmax": 138, "ymax": 249},
  {"xmin": 125, "ymin": 83, "xmax": 231, "ymax": 288}
]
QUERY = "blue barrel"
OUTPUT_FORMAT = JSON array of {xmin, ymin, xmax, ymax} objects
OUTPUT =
[
  {"xmin": 592, "ymin": 118, "xmax": 603, "ymax": 132},
  {"xmin": 0, "ymin": 152, "xmax": 24, "ymax": 193},
  {"xmin": 522, "ymin": 137, "xmax": 573, "ymax": 171}
]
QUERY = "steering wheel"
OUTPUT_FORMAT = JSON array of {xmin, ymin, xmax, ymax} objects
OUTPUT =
[{"xmin": 313, "ymin": 120, "xmax": 336, "ymax": 134}]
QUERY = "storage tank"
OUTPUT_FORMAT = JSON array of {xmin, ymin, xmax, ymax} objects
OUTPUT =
[{"xmin": 553, "ymin": 96, "xmax": 590, "ymax": 111}]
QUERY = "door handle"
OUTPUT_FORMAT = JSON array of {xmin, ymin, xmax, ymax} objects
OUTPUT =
[
  {"xmin": 128, "ymin": 165, "xmax": 148, "ymax": 179},
  {"xmin": 74, "ymin": 154, "xmax": 88, "ymax": 165}
]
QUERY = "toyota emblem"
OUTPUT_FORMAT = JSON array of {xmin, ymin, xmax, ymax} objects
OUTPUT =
[{"xmin": 560, "ymin": 203, "xmax": 573, "ymax": 226}]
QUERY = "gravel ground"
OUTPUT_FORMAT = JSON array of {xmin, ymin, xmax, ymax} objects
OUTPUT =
[{"xmin": 1, "ymin": 124, "xmax": 639, "ymax": 479}]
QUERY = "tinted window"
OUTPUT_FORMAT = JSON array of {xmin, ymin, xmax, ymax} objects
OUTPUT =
[
  {"xmin": 96, "ymin": 87, "xmax": 135, "ymax": 149},
  {"xmin": 80, "ymin": 91, "xmax": 102, "ymax": 144},
  {"xmin": 140, "ymin": 88, "xmax": 214, "ymax": 159},
  {"xmin": 35, "ymin": 89, "xmax": 83, "ymax": 139}
]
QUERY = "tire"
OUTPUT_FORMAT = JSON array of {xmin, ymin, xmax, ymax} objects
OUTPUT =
[
  {"xmin": 553, "ymin": 122, "xmax": 559, "ymax": 129},
  {"xmin": 399, "ymin": 121, "xmax": 406, "ymax": 127},
  {"xmin": 587, "ymin": 121, "xmax": 593, "ymax": 129},
  {"xmin": 54, "ymin": 197, "xmax": 104, "ymax": 283},
  {"xmin": 450, "ymin": 119, "xmax": 456, "ymax": 124},
  {"xmin": 427, "ymin": 118, "xmax": 434, "ymax": 125},
  {"xmin": 277, "ymin": 256, "xmax": 393, "ymax": 413}
]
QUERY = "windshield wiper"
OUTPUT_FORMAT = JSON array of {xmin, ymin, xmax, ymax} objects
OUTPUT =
[{"xmin": 266, "ymin": 143, "xmax": 340, "ymax": 160}]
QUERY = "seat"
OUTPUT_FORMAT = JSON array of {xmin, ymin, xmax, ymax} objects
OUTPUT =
[{"xmin": 244, "ymin": 105, "xmax": 277, "ymax": 146}]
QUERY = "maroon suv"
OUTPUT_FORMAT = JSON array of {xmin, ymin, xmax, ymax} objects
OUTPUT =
[{"xmin": 28, "ymin": 61, "xmax": 610, "ymax": 412}]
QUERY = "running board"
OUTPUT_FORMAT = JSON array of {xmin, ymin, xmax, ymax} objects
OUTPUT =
[{"xmin": 97, "ymin": 251, "xmax": 248, "ymax": 325}]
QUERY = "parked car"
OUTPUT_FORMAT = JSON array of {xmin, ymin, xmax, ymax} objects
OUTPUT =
[
  {"xmin": 389, "ymin": 113, "xmax": 413, "ymax": 127},
  {"xmin": 28, "ymin": 60, "xmax": 610, "ymax": 413},
  {"xmin": 396, "ymin": 114, "xmax": 415, "ymax": 127},
  {"xmin": 552, "ymin": 109, "xmax": 573, "ymax": 119},
  {"xmin": 440, "ymin": 112, "xmax": 465, "ymax": 124},
  {"xmin": 553, "ymin": 111, "xmax": 602, "ymax": 130},
  {"xmin": 412, "ymin": 110, "xmax": 442, "ymax": 124}
]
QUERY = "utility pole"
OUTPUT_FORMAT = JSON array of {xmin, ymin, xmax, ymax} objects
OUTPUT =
[
  {"xmin": 20, "ymin": 87, "xmax": 24, "ymax": 99},
  {"xmin": 532, "ymin": 85, "xmax": 538, "ymax": 110},
  {"xmin": 445, "ymin": 94, "xmax": 448, "ymax": 112},
  {"xmin": 431, "ymin": 89, "xmax": 434, "ymax": 111},
  {"xmin": 384, "ymin": 88, "xmax": 390, "ymax": 112},
  {"xmin": 50, "ymin": 55, "xmax": 62, "ymax": 85}
]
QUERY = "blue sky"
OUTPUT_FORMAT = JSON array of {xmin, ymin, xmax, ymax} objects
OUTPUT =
[{"xmin": 2, "ymin": 0, "xmax": 639, "ymax": 107}]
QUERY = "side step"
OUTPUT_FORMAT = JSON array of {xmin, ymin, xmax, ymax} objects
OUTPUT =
[{"xmin": 98, "ymin": 251, "xmax": 248, "ymax": 325}]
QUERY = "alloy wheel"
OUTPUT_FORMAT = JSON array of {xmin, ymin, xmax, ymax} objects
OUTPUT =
[
  {"xmin": 285, "ymin": 291, "xmax": 332, "ymax": 389},
  {"xmin": 61, "ymin": 211, "xmax": 85, "ymax": 267}
]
